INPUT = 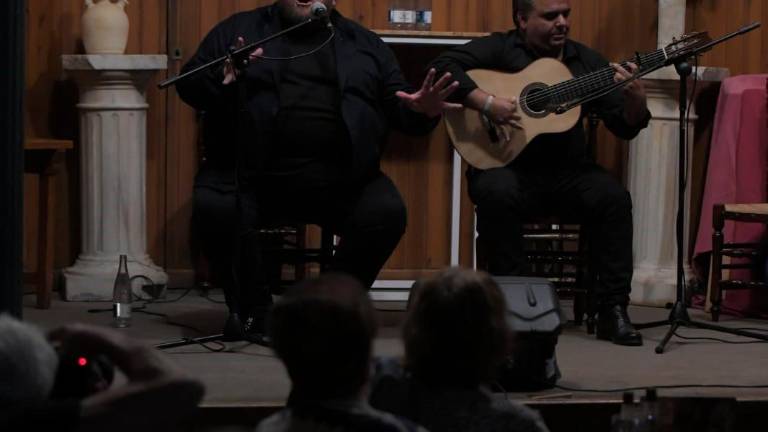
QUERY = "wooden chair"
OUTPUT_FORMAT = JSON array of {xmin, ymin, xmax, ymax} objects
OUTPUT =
[
  {"xmin": 475, "ymin": 115, "xmax": 599, "ymax": 330},
  {"xmin": 23, "ymin": 138, "xmax": 73, "ymax": 309},
  {"xmin": 192, "ymin": 111, "xmax": 335, "ymax": 295},
  {"xmin": 708, "ymin": 203, "xmax": 768, "ymax": 321},
  {"xmin": 522, "ymin": 221, "xmax": 595, "ymax": 330},
  {"xmin": 522, "ymin": 114, "xmax": 601, "ymax": 330},
  {"xmin": 258, "ymin": 224, "xmax": 335, "ymax": 294}
]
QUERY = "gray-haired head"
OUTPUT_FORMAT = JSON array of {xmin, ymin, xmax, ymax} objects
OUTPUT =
[
  {"xmin": 0, "ymin": 314, "xmax": 58, "ymax": 408},
  {"xmin": 513, "ymin": 0, "xmax": 536, "ymax": 27}
]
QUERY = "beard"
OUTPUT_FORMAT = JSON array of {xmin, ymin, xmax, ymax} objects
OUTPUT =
[{"xmin": 277, "ymin": 1, "xmax": 312, "ymax": 26}]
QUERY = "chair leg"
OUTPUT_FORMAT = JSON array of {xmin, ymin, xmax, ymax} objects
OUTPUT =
[
  {"xmin": 573, "ymin": 291, "xmax": 585, "ymax": 326},
  {"xmin": 37, "ymin": 170, "xmax": 55, "ymax": 309},
  {"xmin": 710, "ymin": 204, "xmax": 725, "ymax": 322},
  {"xmin": 585, "ymin": 294, "xmax": 597, "ymax": 335}
]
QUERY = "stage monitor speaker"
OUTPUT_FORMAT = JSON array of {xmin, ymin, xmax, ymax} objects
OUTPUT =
[{"xmin": 494, "ymin": 276, "xmax": 563, "ymax": 391}]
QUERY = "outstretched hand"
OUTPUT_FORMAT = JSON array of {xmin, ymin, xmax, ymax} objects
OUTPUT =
[{"xmin": 396, "ymin": 68, "xmax": 463, "ymax": 118}]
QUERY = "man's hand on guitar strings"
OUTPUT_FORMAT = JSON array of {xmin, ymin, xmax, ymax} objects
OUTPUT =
[
  {"xmin": 222, "ymin": 37, "xmax": 263, "ymax": 85},
  {"xmin": 610, "ymin": 61, "xmax": 648, "ymax": 126},
  {"xmin": 485, "ymin": 96, "xmax": 523, "ymax": 144},
  {"xmin": 396, "ymin": 68, "xmax": 463, "ymax": 118}
]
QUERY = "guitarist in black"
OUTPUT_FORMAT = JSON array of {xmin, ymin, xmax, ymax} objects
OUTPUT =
[{"xmin": 431, "ymin": 0, "xmax": 651, "ymax": 346}]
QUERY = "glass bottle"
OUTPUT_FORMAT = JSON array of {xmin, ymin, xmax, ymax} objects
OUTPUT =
[
  {"xmin": 415, "ymin": 0, "xmax": 432, "ymax": 31},
  {"xmin": 611, "ymin": 392, "xmax": 642, "ymax": 432},
  {"xmin": 389, "ymin": 0, "xmax": 416, "ymax": 30},
  {"xmin": 640, "ymin": 388, "xmax": 659, "ymax": 431},
  {"xmin": 403, "ymin": 0, "xmax": 417, "ymax": 31},
  {"xmin": 112, "ymin": 254, "xmax": 132, "ymax": 328},
  {"xmin": 389, "ymin": 0, "xmax": 406, "ymax": 30}
]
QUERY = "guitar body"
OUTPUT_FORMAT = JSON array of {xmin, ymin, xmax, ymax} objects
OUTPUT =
[{"xmin": 445, "ymin": 58, "xmax": 582, "ymax": 169}]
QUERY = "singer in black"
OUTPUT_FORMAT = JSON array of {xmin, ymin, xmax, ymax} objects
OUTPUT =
[
  {"xmin": 430, "ymin": 0, "xmax": 651, "ymax": 346},
  {"xmin": 177, "ymin": 0, "xmax": 459, "ymax": 342}
]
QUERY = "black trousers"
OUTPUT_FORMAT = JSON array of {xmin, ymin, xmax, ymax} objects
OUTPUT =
[
  {"xmin": 468, "ymin": 161, "xmax": 633, "ymax": 306},
  {"xmin": 193, "ymin": 171, "xmax": 407, "ymax": 319}
]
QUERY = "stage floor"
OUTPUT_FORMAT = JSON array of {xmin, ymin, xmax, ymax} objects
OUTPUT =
[{"xmin": 22, "ymin": 289, "xmax": 768, "ymax": 430}]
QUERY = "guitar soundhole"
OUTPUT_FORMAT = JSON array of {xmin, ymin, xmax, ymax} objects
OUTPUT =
[{"xmin": 521, "ymin": 83, "xmax": 551, "ymax": 118}]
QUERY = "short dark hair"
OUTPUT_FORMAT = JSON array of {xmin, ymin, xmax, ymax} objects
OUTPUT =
[
  {"xmin": 403, "ymin": 268, "xmax": 510, "ymax": 388},
  {"xmin": 513, "ymin": 0, "xmax": 536, "ymax": 27},
  {"xmin": 268, "ymin": 273, "xmax": 376, "ymax": 399}
]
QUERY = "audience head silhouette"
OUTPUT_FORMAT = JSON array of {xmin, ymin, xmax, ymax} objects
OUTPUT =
[
  {"xmin": 268, "ymin": 273, "xmax": 376, "ymax": 400},
  {"xmin": 403, "ymin": 267, "xmax": 511, "ymax": 388},
  {"xmin": 0, "ymin": 314, "xmax": 58, "ymax": 409}
]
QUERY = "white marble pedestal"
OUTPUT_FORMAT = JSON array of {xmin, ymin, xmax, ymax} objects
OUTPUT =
[
  {"xmin": 62, "ymin": 54, "xmax": 168, "ymax": 301},
  {"xmin": 628, "ymin": 67, "xmax": 729, "ymax": 306}
]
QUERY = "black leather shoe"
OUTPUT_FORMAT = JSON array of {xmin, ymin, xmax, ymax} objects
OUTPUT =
[
  {"xmin": 222, "ymin": 313, "xmax": 246, "ymax": 341},
  {"xmin": 221, "ymin": 313, "xmax": 270, "ymax": 347},
  {"xmin": 596, "ymin": 304, "xmax": 643, "ymax": 346},
  {"xmin": 243, "ymin": 315, "xmax": 271, "ymax": 347}
]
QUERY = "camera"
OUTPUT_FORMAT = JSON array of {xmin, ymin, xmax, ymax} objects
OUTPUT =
[{"xmin": 50, "ymin": 352, "xmax": 114, "ymax": 400}]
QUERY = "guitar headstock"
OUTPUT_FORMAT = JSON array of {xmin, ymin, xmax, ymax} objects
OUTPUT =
[{"xmin": 664, "ymin": 32, "xmax": 712, "ymax": 61}]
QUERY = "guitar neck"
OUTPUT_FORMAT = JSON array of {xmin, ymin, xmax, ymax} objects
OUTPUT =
[{"xmin": 547, "ymin": 48, "xmax": 667, "ymax": 106}]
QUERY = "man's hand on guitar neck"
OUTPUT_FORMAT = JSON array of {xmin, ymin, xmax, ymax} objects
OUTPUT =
[
  {"xmin": 611, "ymin": 62, "xmax": 648, "ymax": 127},
  {"xmin": 466, "ymin": 89, "xmax": 523, "ymax": 143}
]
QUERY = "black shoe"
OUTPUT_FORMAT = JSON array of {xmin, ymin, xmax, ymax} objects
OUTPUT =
[
  {"xmin": 222, "ymin": 313, "xmax": 246, "ymax": 342},
  {"xmin": 243, "ymin": 315, "xmax": 271, "ymax": 347},
  {"xmin": 221, "ymin": 313, "xmax": 270, "ymax": 346},
  {"xmin": 596, "ymin": 304, "xmax": 643, "ymax": 346}
]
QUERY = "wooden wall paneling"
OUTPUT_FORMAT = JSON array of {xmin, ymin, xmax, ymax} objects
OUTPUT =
[
  {"xmin": 431, "ymin": 0, "xmax": 451, "ymax": 32},
  {"xmin": 484, "ymin": 0, "xmax": 515, "ymax": 32},
  {"xmin": 423, "ymin": 125, "xmax": 453, "ymax": 270},
  {"xmin": 377, "ymin": 44, "xmax": 455, "ymax": 280},
  {"xmin": 132, "ymin": 1, "xmax": 169, "ymax": 270},
  {"xmin": 335, "ymin": 1, "xmax": 376, "ymax": 28},
  {"xmin": 458, "ymin": 159, "xmax": 475, "ymax": 269},
  {"xmin": 764, "ymin": 0, "xmax": 768, "ymax": 73},
  {"xmin": 165, "ymin": 0, "xmax": 205, "ymax": 284},
  {"xmin": 344, "ymin": 1, "xmax": 393, "ymax": 30},
  {"xmin": 164, "ymin": 0, "xmax": 274, "ymax": 285},
  {"xmin": 688, "ymin": 0, "xmax": 767, "ymax": 76},
  {"xmin": 25, "ymin": 0, "xmax": 83, "ymax": 278}
]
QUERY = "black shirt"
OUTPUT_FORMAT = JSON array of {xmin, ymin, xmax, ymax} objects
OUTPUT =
[
  {"xmin": 267, "ymin": 18, "xmax": 349, "ymax": 187},
  {"xmin": 430, "ymin": 30, "xmax": 651, "ymax": 170}
]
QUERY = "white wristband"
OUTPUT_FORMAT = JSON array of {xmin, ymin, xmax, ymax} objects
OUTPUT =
[{"xmin": 482, "ymin": 94, "xmax": 495, "ymax": 115}]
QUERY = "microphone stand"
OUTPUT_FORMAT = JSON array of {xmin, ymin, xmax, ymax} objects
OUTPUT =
[
  {"xmin": 634, "ymin": 22, "xmax": 768, "ymax": 353},
  {"xmin": 155, "ymin": 13, "xmax": 331, "ymax": 350},
  {"xmin": 158, "ymin": 15, "xmax": 327, "ymax": 89}
]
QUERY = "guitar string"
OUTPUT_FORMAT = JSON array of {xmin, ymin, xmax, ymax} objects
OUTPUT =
[
  {"xmin": 526, "ymin": 34, "xmax": 704, "ymax": 105},
  {"xmin": 521, "ymin": 50, "xmax": 666, "ymax": 108},
  {"xmin": 521, "ymin": 60, "xmax": 653, "ymax": 107},
  {"xmin": 522, "ymin": 51, "xmax": 665, "ymax": 107},
  {"xmin": 523, "ymin": 50, "xmax": 665, "ymax": 105}
]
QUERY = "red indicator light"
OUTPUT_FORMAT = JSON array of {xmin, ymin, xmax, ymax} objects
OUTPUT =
[{"xmin": 77, "ymin": 357, "xmax": 88, "ymax": 367}]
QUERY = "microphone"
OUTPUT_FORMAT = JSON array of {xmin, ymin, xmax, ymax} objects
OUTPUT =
[
  {"xmin": 310, "ymin": 2, "xmax": 332, "ymax": 30},
  {"xmin": 310, "ymin": 2, "xmax": 328, "ymax": 18}
]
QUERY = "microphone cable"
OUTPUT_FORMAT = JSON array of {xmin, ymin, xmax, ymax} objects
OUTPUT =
[{"xmin": 256, "ymin": 23, "xmax": 335, "ymax": 62}]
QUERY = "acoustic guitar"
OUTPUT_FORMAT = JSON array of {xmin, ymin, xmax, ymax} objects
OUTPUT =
[{"xmin": 444, "ymin": 32, "xmax": 711, "ymax": 169}]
